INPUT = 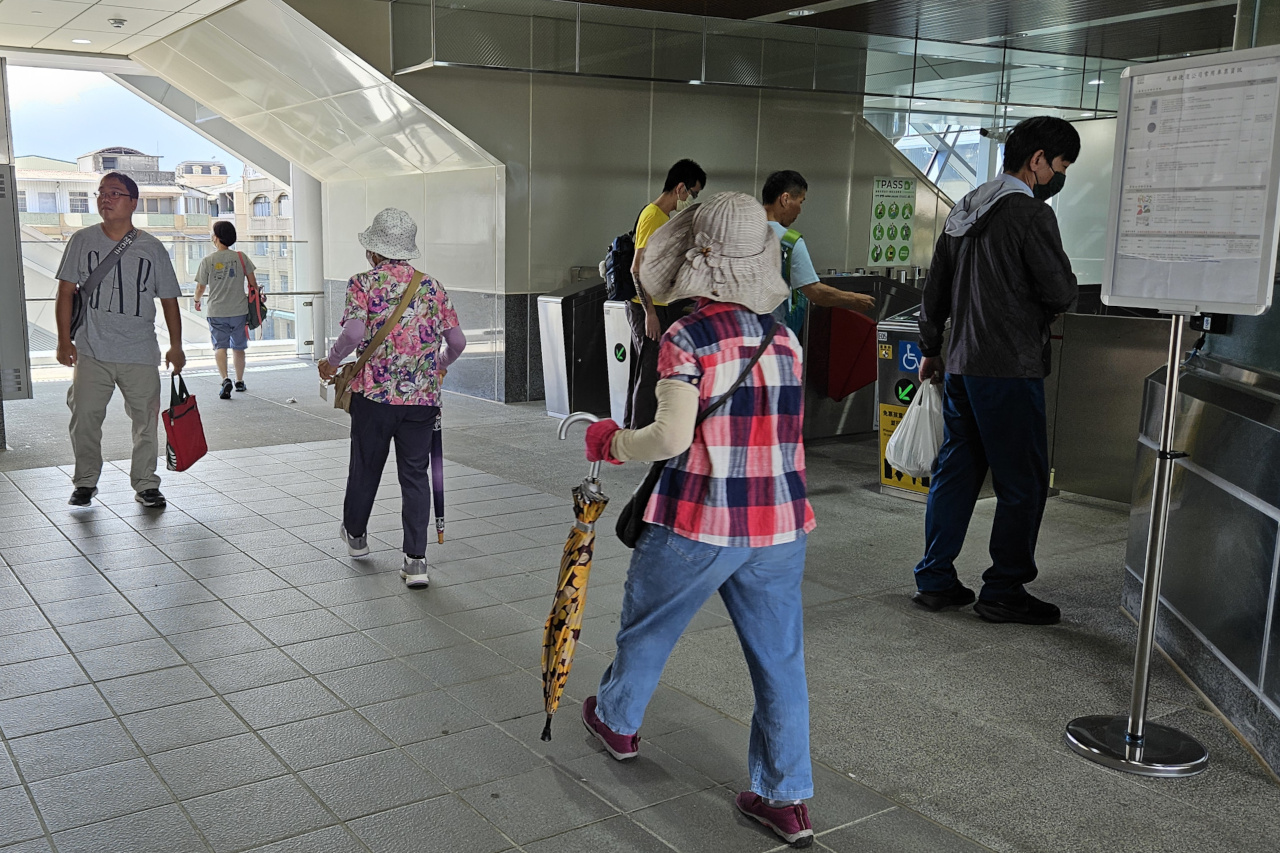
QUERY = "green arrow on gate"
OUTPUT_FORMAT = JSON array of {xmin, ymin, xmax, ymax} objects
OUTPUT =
[{"xmin": 897, "ymin": 382, "xmax": 915, "ymax": 402}]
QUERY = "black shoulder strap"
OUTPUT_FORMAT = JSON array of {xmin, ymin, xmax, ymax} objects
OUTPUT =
[
  {"xmin": 696, "ymin": 319, "xmax": 779, "ymax": 425},
  {"xmin": 81, "ymin": 228, "xmax": 138, "ymax": 298}
]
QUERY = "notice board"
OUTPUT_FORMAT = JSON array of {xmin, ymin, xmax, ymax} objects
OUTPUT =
[
  {"xmin": 868, "ymin": 176, "xmax": 916, "ymax": 266},
  {"xmin": 1102, "ymin": 44, "xmax": 1280, "ymax": 315}
]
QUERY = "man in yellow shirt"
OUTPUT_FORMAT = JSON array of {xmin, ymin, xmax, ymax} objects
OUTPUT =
[{"xmin": 626, "ymin": 158, "xmax": 706, "ymax": 428}]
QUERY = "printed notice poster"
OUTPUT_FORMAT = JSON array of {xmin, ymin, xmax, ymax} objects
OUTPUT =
[
  {"xmin": 1108, "ymin": 52, "xmax": 1280, "ymax": 312},
  {"xmin": 869, "ymin": 177, "xmax": 916, "ymax": 267}
]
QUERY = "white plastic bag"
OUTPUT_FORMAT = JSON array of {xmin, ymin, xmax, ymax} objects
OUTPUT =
[{"xmin": 885, "ymin": 381, "xmax": 944, "ymax": 479}]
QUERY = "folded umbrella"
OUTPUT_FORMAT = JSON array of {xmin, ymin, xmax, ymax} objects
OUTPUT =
[
  {"xmin": 432, "ymin": 411, "xmax": 445, "ymax": 544},
  {"xmin": 541, "ymin": 412, "xmax": 608, "ymax": 741}
]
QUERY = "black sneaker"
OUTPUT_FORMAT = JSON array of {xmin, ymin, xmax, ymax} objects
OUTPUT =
[
  {"xmin": 135, "ymin": 489, "xmax": 167, "ymax": 509},
  {"xmin": 68, "ymin": 486, "xmax": 98, "ymax": 507},
  {"xmin": 911, "ymin": 583, "xmax": 976, "ymax": 611},
  {"xmin": 234, "ymin": 380, "xmax": 247, "ymax": 393},
  {"xmin": 219, "ymin": 379, "xmax": 233, "ymax": 399},
  {"xmin": 974, "ymin": 593, "xmax": 1061, "ymax": 625}
]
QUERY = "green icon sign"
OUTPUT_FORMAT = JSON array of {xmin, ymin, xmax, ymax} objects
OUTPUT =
[
  {"xmin": 888, "ymin": 202, "xmax": 900, "ymax": 219},
  {"xmin": 902, "ymin": 203, "xmax": 914, "ymax": 220},
  {"xmin": 885, "ymin": 245, "xmax": 897, "ymax": 262},
  {"xmin": 901, "ymin": 224, "xmax": 912, "ymax": 241},
  {"xmin": 887, "ymin": 224, "xmax": 898, "ymax": 241},
  {"xmin": 898, "ymin": 245, "xmax": 911, "ymax": 262},
  {"xmin": 614, "ymin": 343, "xmax": 627, "ymax": 362},
  {"xmin": 894, "ymin": 378, "xmax": 917, "ymax": 404},
  {"xmin": 874, "ymin": 202, "xmax": 886, "ymax": 219},
  {"xmin": 873, "ymin": 224, "xmax": 884, "ymax": 240},
  {"xmin": 871, "ymin": 245, "xmax": 883, "ymax": 262}
]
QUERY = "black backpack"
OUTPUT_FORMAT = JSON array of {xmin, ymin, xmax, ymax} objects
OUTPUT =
[{"xmin": 604, "ymin": 209, "xmax": 646, "ymax": 302}]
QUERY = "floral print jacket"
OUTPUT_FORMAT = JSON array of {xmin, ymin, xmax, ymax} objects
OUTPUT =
[{"xmin": 342, "ymin": 260, "xmax": 460, "ymax": 406}]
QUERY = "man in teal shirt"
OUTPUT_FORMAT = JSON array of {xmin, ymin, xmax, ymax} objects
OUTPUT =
[{"xmin": 762, "ymin": 170, "xmax": 874, "ymax": 325}]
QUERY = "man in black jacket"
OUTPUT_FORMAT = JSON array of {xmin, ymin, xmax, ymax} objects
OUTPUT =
[{"xmin": 911, "ymin": 116, "xmax": 1080, "ymax": 625}]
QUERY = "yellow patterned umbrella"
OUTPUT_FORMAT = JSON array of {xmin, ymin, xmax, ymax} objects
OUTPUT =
[{"xmin": 541, "ymin": 413, "xmax": 608, "ymax": 741}]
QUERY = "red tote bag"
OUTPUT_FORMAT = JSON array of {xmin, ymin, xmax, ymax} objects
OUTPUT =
[{"xmin": 162, "ymin": 374, "xmax": 208, "ymax": 471}]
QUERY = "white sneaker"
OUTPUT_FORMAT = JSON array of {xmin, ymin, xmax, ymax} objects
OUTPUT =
[
  {"xmin": 339, "ymin": 524, "xmax": 370, "ymax": 557},
  {"xmin": 400, "ymin": 556, "xmax": 429, "ymax": 589}
]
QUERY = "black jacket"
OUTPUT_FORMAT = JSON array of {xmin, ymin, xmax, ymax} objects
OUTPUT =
[{"xmin": 919, "ymin": 191, "xmax": 1077, "ymax": 378}]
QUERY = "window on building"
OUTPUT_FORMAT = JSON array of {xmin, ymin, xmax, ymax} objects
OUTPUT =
[
  {"xmin": 278, "ymin": 237, "xmax": 288, "ymax": 257},
  {"xmin": 69, "ymin": 192, "xmax": 90, "ymax": 214},
  {"xmin": 143, "ymin": 198, "xmax": 175, "ymax": 215},
  {"xmin": 16, "ymin": 191, "xmax": 26, "ymax": 213},
  {"xmin": 101, "ymin": 157, "xmax": 117, "ymax": 169},
  {"xmin": 279, "ymin": 273, "xmax": 289, "ymax": 291},
  {"xmin": 186, "ymin": 197, "xmax": 208, "ymax": 215},
  {"xmin": 257, "ymin": 272, "xmax": 270, "ymax": 289},
  {"xmin": 254, "ymin": 239, "xmax": 268, "ymax": 256},
  {"xmin": 252, "ymin": 195, "xmax": 271, "ymax": 216},
  {"xmin": 202, "ymin": 165, "xmax": 212, "ymax": 175},
  {"xmin": 37, "ymin": 192, "xmax": 57, "ymax": 214},
  {"xmin": 277, "ymin": 194, "xmax": 291, "ymax": 217}
]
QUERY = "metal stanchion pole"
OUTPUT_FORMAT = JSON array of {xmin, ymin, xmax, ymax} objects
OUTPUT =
[{"xmin": 1064, "ymin": 315, "xmax": 1209, "ymax": 777}]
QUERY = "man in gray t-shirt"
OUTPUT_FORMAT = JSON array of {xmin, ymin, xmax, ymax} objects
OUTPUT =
[{"xmin": 55, "ymin": 172, "xmax": 186, "ymax": 509}]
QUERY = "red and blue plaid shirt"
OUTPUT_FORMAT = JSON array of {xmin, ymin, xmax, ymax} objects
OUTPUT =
[{"xmin": 643, "ymin": 301, "xmax": 816, "ymax": 547}]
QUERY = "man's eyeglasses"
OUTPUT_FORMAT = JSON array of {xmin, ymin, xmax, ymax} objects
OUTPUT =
[{"xmin": 94, "ymin": 190, "xmax": 135, "ymax": 200}]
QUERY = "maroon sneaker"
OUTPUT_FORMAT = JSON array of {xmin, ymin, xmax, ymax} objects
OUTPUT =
[
  {"xmin": 735, "ymin": 791, "xmax": 814, "ymax": 848},
  {"xmin": 581, "ymin": 695, "xmax": 639, "ymax": 760}
]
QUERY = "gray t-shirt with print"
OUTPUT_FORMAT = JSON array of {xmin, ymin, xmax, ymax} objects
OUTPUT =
[
  {"xmin": 195, "ymin": 249, "xmax": 253, "ymax": 318},
  {"xmin": 56, "ymin": 225, "xmax": 182, "ymax": 366}
]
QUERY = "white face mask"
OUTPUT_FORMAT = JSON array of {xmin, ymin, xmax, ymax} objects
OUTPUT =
[{"xmin": 674, "ymin": 187, "xmax": 695, "ymax": 213}]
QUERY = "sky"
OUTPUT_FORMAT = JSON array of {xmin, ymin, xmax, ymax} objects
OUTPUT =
[{"xmin": 7, "ymin": 66, "xmax": 245, "ymax": 179}]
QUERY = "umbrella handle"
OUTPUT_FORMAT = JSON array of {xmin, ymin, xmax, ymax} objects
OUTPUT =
[{"xmin": 558, "ymin": 411, "xmax": 603, "ymax": 482}]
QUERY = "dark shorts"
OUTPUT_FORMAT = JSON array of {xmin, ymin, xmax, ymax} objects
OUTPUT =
[{"xmin": 208, "ymin": 316, "xmax": 249, "ymax": 351}]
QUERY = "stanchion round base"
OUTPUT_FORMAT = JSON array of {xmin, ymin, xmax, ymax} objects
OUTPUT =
[{"xmin": 1065, "ymin": 715, "xmax": 1208, "ymax": 778}]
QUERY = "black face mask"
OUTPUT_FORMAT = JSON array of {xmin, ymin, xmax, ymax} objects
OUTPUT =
[{"xmin": 1033, "ymin": 168, "xmax": 1067, "ymax": 201}]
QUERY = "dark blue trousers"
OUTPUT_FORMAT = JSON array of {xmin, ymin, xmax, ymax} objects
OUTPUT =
[
  {"xmin": 913, "ymin": 374, "xmax": 1049, "ymax": 601},
  {"xmin": 343, "ymin": 394, "xmax": 439, "ymax": 557}
]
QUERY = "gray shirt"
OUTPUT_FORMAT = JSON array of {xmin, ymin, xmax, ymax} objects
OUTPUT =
[
  {"xmin": 56, "ymin": 224, "xmax": 182, "ymax": 366},
  {"xmin": 196, "ymin": 249, "xmax": 253, "ymax": 318}
]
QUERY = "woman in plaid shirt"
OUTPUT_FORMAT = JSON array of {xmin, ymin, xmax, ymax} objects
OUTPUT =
[{"xmin": 581, "ymin": 193, "xmax": 818, "ymax": 848}]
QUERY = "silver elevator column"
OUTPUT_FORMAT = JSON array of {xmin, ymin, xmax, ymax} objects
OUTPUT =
[{"xmin": 0, "ymin": 58, "xmax": 35, "ymax": 450}]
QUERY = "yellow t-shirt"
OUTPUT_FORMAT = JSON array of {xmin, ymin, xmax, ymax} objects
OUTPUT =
[{"xmin": 633, "ymin": 203, "xmax": 669, "ymax": 306}]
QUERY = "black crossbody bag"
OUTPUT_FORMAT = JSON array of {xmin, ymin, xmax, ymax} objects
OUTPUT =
[
  {"xmin": 70, "ymin": 229, "xmax": 138, "ymax": 338},
  {"xmin": 616, "ymin": 319, "xmax": 779, "ymax": 548}
]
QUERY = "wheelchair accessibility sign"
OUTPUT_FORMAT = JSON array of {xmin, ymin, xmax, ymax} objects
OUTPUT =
[{"xmin": 898, "ymin": 341, "xmax": 922, "ymax": 374}]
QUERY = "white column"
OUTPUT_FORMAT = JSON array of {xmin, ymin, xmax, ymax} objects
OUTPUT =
[{"xmin": 290, "ymin": 163, "xmax": 324, "ymax": 359}]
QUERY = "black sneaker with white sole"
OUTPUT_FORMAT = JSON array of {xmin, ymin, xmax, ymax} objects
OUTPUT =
[
  {"xmin": 68, "ymin": 486, "xmax": 98, "ymax": 507},
  {"xmin": 234, "ymin": 380, "xmax": 247, "ymax": 393},
  {"xmin": 135, "ymin": 489, "xmax": 167, "ymax": 508},
  {"xmin": 219, "ymin": 379, "xmax": 233, "ymax": 399}
]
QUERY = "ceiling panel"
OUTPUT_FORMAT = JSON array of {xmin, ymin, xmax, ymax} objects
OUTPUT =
[
  {"xmin": 582, "ymin": 0, "xmax": 1237, "ymax": 60},
  {"xmin": 0, "ymin": 0, "xmax": 237, "ymax": 55},
  {"xmin": 0, "ymin": 0, "xmax": 90, "ymax": 29}
]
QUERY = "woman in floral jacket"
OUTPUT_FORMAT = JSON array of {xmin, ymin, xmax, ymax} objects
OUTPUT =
[{"xmin": 318, "ymin": 208, "xmax": 466, "ymax": 589}]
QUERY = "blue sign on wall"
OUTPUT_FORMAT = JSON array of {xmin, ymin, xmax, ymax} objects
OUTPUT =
[{"xmin": 898, "ymin": 341, "xmax": 922, "ymax": 373}]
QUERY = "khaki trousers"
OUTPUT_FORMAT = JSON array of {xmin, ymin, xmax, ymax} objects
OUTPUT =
[{"xmin": 67, "ymin": 354, "xmax": 163, "ymax": 492}]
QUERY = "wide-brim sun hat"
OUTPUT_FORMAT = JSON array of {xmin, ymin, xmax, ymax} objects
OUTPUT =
[
  {"xmin": 359, "ymin": 207, "xmax": 420, "ymax": 260},
  {"xmin": 638, "ymin": 191, "xmax": 789, "ymax": 315}
]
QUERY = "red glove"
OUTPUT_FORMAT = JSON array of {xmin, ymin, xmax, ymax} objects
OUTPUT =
[{"xmin": 585, "ymin": 419, "xmax": 623, "ymax": 465}]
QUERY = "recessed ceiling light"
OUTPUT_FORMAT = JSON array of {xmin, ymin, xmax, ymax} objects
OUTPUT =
[
  {"xmin": 787, "ymin": 9, "xmax": 815, "ymax": 16},
  {"xmin": 1087, "ymin": 79, "xmax": 1104, "ymax": 85},
  {"xmin": 1080, "ymin": 112, "xmax": 1095, "ymax": 117},
  {"xmin": 72, "ymin": 38, "xmax": 92, "ymax": 44}
]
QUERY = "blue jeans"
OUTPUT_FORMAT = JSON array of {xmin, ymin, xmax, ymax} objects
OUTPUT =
[
  {"xmin": 596, "ymin": 525, "xmax": 813, "ymax": 800},
  {"xmin": 914, "ymin": 374, "xmax": 1049, "ymax": 601}
]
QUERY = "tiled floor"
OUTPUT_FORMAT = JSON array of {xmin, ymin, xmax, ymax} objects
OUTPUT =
[
  {"xmin": 0, "ymin": 440, "xmax": 953, "ymax": 853},
  {"xmin": 3, "ymin": 370, "xmax": 1280, "ymax": 852}
]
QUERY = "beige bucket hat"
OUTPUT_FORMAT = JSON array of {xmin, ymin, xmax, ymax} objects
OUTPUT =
[
  {"xmin": 359, "ymin": 207, "xmax": 420, "ymax": 260},
  {"xmin": 638, "ymin": 192, "xmax": 789, "ymax": 315}
]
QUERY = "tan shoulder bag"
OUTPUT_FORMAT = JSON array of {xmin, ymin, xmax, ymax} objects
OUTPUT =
[{"xmin": 332, "ymin": 270, "xmax": 424, "ymax": 413}]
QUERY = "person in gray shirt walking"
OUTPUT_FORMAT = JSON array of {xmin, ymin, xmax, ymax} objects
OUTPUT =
[
  {"xmin": 194, "ymin": 220, "xmax": 256, "ymax": 399},
  {"xmin": 55, "ymin": 172, "xmax": 186, "ymax": 509}
]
